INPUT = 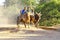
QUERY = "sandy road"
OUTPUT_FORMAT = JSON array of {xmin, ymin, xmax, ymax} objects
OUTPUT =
[{"xmin": 0, "ymin": 24, "xmax": 60, "ymax": 40}]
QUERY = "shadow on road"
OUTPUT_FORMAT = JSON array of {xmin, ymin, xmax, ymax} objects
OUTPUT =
[{"xmin": 0, "ymin": 27, "xmax": 16, "ymax": 31}]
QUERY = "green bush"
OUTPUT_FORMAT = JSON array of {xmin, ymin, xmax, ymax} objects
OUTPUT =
[{"xmin": 35, "ymin": 0, "xmax": 60, "ymax": 26}]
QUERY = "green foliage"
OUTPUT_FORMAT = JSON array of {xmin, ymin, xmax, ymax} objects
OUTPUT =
[
  {"xmin": 35, "ymin": 0, "xmax": 60, "ymax": 26},
  {"xmin": 5, "ymin": 0, "xmax": 37, "ymax": 7},
  {"xmin": 21, "ymin": 0, "xmax": 37, "ymax": 7}
]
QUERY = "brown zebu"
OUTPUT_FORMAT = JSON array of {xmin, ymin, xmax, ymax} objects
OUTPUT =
[
  {"xmin": 17, "ymin": 12, "xmax": 42, "ymax": 29},
  {"xmin": 30, "ymin": 13, "xmax": 42, "ymax": 27}
]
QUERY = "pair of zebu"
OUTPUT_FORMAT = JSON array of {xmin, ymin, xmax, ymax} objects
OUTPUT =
[{"xmin": 17, "ymin": 12, "xmax": 42, "ymax": 29}]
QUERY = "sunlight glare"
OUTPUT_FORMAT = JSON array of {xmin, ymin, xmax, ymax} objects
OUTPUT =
[{"xmin": 0, "ymin": 0, "xmax": 5, "ymax": 6}]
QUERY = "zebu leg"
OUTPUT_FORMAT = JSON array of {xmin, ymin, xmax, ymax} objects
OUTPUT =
[
  {"xmin": 17, "ymin": 21, "xmax": 20, "ymax": 29},
  {"xmin": 17, "ymin": 16, "xmax": 20, "ymax": 29},
  {"xmin": 35, "ymin": 19, "xmax": 40, "ymax": 28},
  {"xmin": 28, "ymin": 22, "xmax": 30, "ymax": 28},
  {"xmin": 24, "ymin": 22, "xmax": 26, "ymax": 28},
  {"xmin": 36, "ymin": 18, "xmax": 40, "ymax": 27}
]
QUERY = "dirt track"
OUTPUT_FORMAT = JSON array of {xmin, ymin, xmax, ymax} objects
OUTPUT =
[{"xmin": 0, "ymin": 25, "xmax": 60, "ymax": 40}]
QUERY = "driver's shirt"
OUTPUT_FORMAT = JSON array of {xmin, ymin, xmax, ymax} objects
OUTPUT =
[{"xmin": 21, "ymin": 9, "xmax": 26, "ymax": 15}]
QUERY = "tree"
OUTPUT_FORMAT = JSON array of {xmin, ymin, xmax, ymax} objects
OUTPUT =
[
  {"xmin": 35, "ymin": 0, "xmax": 60, "ymax": 26},
  {"xmin": 5, "ymin": 0, "xmax": 37, "ymax": 7},
  {"xmin": 5, "ymin": 0, "xmax": 20, "ymax": 7},
  {"xmin": 21, "ymin": 0, "xmax": 37, "ymax": 7}
]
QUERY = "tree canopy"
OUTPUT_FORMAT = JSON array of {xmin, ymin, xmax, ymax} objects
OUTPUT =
[
  {"xmin": 35, "ymin": 0, "xmax": 60, "ymax": 26},
  {"xmin": 5, "ymin": 0, "xmax": 38, "ymax": 7}
]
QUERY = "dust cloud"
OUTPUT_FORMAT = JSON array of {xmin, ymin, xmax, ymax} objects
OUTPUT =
[{"xmin": 0, "ymin": 6, "xmax": 20, "ymax": 27}]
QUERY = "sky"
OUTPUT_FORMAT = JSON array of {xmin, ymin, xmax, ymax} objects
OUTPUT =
[{"xmin": 0, "ymin": 0, "xmax": 5, "ymax": 6}]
